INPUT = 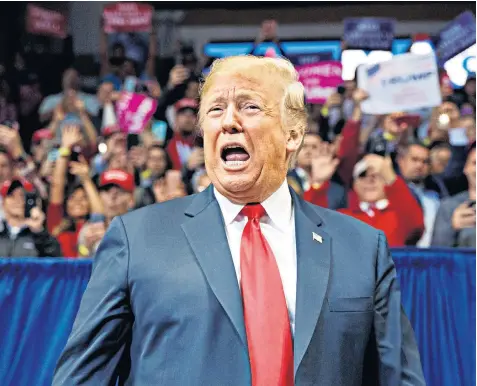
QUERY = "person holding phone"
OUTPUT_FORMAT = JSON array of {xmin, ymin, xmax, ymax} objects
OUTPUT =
[
  {"xmin": 0, "ymin": 178, "xmax": 61, "ymax": 257},
  {"xmin": 432, "ymin": 143, "xmax": 476, "ymax": 247}
]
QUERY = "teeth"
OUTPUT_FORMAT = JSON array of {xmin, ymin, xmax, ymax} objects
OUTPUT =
[{"xmin": 225, "ymin": 160, "xmax": 247, "ymax": 166}]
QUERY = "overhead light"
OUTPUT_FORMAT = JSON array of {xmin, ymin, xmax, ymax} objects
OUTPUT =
[{"xmin": 410, "ymin": 41, "xmax": 433, "ymax": 55}]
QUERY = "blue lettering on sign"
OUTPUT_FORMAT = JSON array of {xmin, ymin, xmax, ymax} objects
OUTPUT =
[
  {"xmin": 381, "ymin": 71, "xmax": 433, "ymax": 87},
  {"xmin": 367, "ymin": 64, "xmax": 380, "ymax": 77}
]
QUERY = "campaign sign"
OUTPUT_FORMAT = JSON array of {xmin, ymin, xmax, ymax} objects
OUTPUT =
[
  {"xmin": 26, "ymin": 4, "xmax": 67, "ymax": 39},
  {"xmin": 291, "ymin": 58, "xmax": 343, "ymax": 104},
  {"xmin": 288, "ymin": 52, "xmax": 334, "ymax": 66},
  {"xmin": 116, "ymin": 92, "xmax": 157, "ymax": 134},
  {"xmin": 434, "ymin": 11, "xmax": 476, "ymax": 67},
  {"xmin": 103, "ymin": 2, "xmax": 153, "ymax": 33},
  {"xmin": 343, "ymin": 18, "xmax": 395, "ymax": 50},
  {"xmin": 357, "ymin": 53, "xmax": 441, "ymax": 114}
]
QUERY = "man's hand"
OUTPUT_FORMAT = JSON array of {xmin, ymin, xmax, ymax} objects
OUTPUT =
[
  {"xmin": 0, "ymin": 124, "xmax": 22, "ymax": 156},
  {"xmin": 97, "ymin": 83, "xmax": 113, "ymax": 105},
  {"xmin": 363, "ymin": 154, "xmax": 397, "ymax": 185},
  {"xmin": 452, "ymin": 202, "xmax": 476, "ymax": 230},
  {"xmin": 83, "ymin": 222, "xmax": 106, "ymax": 250},
  {"xmin": 146, "ymin": 80, "xmax": 162, "ymax": 99},
  {"xmin": 129, "ymin": 145, "xmax": 147, "ymax": 169},
  {"xmin": 186, "ymin": 148, "xmax": 205, "ymax": 171},
  {"xmin": 69, "ymin": 155, "xmax": 90, "ymax": 181},
  {"xmin": 167, "ymin": 65, "xmax": 190, "ymax": 89},
  {"xmin": 310, "ymin": 142, "xmax": 340, "ymax": 184},
  {"xmin": 24, "ymin": 207, "xmax": 45, "ymax": 234},
  {"xmin": 352, "ymin": 88, "xmax": 369, "ymax": 104},
  {"xmin": 61, "ymin": 125, "xmax": 82, "ymax": 149}
]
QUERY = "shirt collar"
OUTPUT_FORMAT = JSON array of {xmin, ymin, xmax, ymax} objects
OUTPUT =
[
  {"xmin": 359, "ymin": 199, "xmax": 389, "ymax": 216},
  {"xmin": 214, "ymin": 179, "xmax": 293, "ymax": 232}
]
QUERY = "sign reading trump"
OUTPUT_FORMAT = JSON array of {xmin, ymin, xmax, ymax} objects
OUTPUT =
[{"xmin": 357, "ymin": 53, "xmax": 441, "ymax": 114}]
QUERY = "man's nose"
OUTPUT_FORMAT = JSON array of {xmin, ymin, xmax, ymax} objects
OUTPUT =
[{"xmin": 221, "ymin": 106, "xmax": 242, "ymax": 134}]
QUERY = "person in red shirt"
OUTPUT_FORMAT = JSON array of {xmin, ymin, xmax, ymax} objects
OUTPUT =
[
  {"xmin": 166, "ymin": 98, "xmax": 198, "ymax": 170},
  {"xmin": 338, "ymin": 154, "xmax": 424, "ymax": 247}
]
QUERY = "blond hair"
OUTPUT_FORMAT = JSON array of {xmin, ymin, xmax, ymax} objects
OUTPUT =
[{"xmin": 199, "ymin": 55, "xmax": 308, "ymax": 166}]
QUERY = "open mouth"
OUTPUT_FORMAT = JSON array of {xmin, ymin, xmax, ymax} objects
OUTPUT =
[{"xmin": 220, "ymin": 144, "xmax": 250, "ymax": 169}]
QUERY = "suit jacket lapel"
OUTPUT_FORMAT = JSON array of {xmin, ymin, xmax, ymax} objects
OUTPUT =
[
  {"xmin": 181, "ymin": 186, "xmax": 247, "ymax": 348},
  {"xmin": 291, "ymin": 190, "xmax": 332, "ymax": 376}
]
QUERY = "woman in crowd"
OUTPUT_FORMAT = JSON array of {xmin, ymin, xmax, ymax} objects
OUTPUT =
[{"xmin": 47, "ymin": 125, "xmax": 103, "ymax": 257}]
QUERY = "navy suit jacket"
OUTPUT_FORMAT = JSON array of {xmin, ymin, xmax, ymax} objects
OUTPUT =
[{"xmin": 53, "ymin": 185, "xmax": 425, "ymax": 386}]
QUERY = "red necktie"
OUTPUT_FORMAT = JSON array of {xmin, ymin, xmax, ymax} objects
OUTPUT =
[{"xmin": 240, "ymin": 204, "xmax": 294, "ymax": 386}]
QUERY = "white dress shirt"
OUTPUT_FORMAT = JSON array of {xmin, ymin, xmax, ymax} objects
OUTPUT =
[{"xmin": 214, "ymin": 179, "xmax": 297, "ymax": 335}]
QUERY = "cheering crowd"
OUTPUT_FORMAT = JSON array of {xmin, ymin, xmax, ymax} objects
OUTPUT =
[{"xmin": 0, "ymin": 19, "xmax": 474, "ymax": 258}]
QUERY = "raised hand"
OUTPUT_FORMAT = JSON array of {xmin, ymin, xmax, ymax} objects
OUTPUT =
[{"xmin": 310, "ymin": 142, "xmax": 340, "ymax": 184}]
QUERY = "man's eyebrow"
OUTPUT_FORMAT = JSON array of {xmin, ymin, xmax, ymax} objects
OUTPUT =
[
  {"xmin": 234, "ymin": 91, "xmax": 263, "ymax": 101},
  {"xmin": 204, "ymin": 94, "xmax": 227, "ymax": 105},
  {"xmin": 204, "ymin": 90, "xmax": 264, "ymax": 105}
]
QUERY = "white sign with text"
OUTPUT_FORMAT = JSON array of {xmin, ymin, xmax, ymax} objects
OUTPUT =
[{"xmin": 358, "ymin": 53, "xmax": 442, "ymax": 114}]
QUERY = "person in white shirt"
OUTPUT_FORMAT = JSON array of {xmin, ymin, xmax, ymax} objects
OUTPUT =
[{"xmin": 53, "ymin": 55, "xmax": 424, "ymax": 386}]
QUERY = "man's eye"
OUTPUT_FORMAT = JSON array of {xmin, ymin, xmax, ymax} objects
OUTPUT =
[
  {"xmin": 244, "ymin": 104, "xmax": 260, "ymax": 110},
  {"xmin": 208, "ymin": 106, "xmax": 222, "ymax": 113}
]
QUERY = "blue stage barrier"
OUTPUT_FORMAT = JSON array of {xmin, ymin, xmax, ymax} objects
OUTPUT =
[{"xmin": 0, "ymin": 248, "xmax": 475, "ymax": 386}]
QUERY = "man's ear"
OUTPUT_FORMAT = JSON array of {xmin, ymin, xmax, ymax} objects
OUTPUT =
[{"xmin": 286, "ymin": 129, "xmax": 303, "ymax": 154}]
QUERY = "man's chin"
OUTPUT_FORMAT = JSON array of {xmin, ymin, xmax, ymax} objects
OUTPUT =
[{"xmin": 214, "ymin": 170, "xmax": 260, "ymax": 195}]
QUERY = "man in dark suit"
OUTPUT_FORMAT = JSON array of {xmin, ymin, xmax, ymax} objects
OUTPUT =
[{"xmin": 53, "ymin": 55, "xmax": 425, "ymax": 386}]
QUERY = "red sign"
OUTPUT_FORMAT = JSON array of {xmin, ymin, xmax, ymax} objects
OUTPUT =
[
  {"xmin": 103, "ymin": 2, "xmax": 153, "ymax": 33},
  {"xmin": 26, "ymin": 4, "xmax": 67, "ymax": 39}
]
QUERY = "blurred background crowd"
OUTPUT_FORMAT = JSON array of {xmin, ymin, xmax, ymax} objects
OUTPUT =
[{"xmin": 0, "ymin": 2, "xmax": 474, "ymax": 258}]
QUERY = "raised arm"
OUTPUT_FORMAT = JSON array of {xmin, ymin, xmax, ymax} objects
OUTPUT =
[{"xmin": 145, "ymin": 25, "xmax": 157, "ymax": 78}]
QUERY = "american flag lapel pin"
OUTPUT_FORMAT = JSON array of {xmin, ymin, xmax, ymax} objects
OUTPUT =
[{"xmin": 312, "ymin": 232, "xmax": 323, "ymax": 243}]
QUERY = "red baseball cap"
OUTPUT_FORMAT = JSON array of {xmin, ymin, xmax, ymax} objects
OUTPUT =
[
  {"xmin": 1, "ymin": 177, "xmax": 34, "ymax": 197},
  {"xmin": 175, "ymin": 98, "xmax": 198, "ymax": 113},
  {"xmin": 32, "ymin": 128, "xmax": 53, "ymax": 144},
  {"xmin": 99, "ymin": 169, "xmax": 135, "ymax": 193}
]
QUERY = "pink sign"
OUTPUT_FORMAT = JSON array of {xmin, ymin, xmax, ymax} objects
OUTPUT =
[
  {"xmin": 295, "ymin": 61, "xmax": 343, "ymax": 104},
  {"xmin": 103, "ymin": 2, "xmax": 153, "ymax": 33},
  {"xmin": 116, "ymin": 92, "xmax": 157, "ymax": 134},
  {"xmin": 26, "ymin": 4, "xmax": 67, "ymax": 39}
]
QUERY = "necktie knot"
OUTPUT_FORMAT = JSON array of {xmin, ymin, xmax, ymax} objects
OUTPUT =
[{"xmin": 241, "ymin": 204, "xmax": 266, "ymax": 221}]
